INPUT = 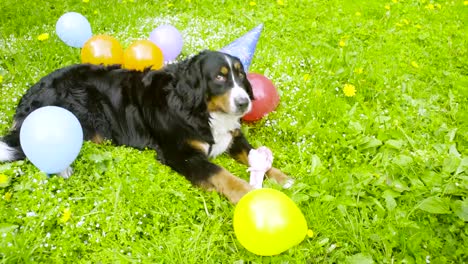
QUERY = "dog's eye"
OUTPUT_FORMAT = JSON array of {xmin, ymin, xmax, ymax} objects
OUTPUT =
[
  {"xmin": 238, "ymin": 72, "xmax": 245, "ymax": 79},
  {"xmin": 216, "ymin": 75, "xmax": 226, "ymax": 82}
]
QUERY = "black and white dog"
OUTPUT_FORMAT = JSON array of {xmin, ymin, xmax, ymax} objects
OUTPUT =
[{"xmin": 0, "ymin": 50, "xmax": 291, "ymax": 203}]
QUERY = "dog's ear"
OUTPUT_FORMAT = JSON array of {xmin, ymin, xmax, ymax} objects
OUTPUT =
[
  {"xmin": 173, "ymin": 52, "xmax": 210, "ymax": 109},
  {"xmin": 242, "ymin": 71, "xmax": 254, "ymax": 100}
]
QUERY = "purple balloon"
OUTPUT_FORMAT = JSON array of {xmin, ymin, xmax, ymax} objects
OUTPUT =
[{"xmin": 149, "ymin": 25, "xmax": 183, "ymax": 62}]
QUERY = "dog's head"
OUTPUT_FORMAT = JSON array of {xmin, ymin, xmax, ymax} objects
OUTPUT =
[{"xmin": 177, "ymin": 51, "xmax": 254, "ymax": 117}]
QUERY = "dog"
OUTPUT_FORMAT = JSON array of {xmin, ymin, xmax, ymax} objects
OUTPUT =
[{"xmin": 0, "ymin": 50, "xmax": 292, "ymax": 203}]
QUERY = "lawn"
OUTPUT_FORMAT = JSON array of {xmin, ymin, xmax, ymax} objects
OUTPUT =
[{"xmin": 1, "ymin": 0, "xmax": 467, "ymax": 263}]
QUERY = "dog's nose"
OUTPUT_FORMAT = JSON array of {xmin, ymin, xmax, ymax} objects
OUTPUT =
[{"xmin": 235, "ymin": 97, "xmax": 250, "ymax": 112}]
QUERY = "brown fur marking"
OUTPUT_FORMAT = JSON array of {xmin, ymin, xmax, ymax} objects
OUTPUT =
[
  {"xmin": 220, "ymin": 66, "xmax": 229, "ymax": 75},
  {"xmin": 187, "ymin": 139, "xmax": 209, "ymax": 155},
  {"xmin": 91, "ymin": 133, "xmax": 104, "ymax": 144},
  {"xmin": 208, "ymin": 169, "xmax": 253, "ymax": 203},
  {"xmin": 266, "ymin": 167, "xmax": 290, "ymax": 185},
  {"xmin": 207, "ymin": 91, "xmax": 231, "ymax": 112}
]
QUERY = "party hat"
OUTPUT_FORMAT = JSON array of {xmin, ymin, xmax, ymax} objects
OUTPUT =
[{"xmin": 220, "ymin": 24, "xmax": 263, "ymax": 72}]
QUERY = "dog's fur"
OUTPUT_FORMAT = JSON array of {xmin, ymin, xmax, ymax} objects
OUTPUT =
[{"xmin": 0, "ymin": 50, "xmax": 291, "ymax": 203}]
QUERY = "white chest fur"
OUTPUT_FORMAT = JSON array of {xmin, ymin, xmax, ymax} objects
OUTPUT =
[{"xmin": 209, "ymin": 112, "xmax": 241, "ymax": 157}]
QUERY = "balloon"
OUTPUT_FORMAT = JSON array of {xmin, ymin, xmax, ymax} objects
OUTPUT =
[
  {"xmin": 149, "ymin": 24, "xmax": 183, "ymax": 62},
  {"xmin": 19, "ymin": 106, "xmax": 83, "ymax": 174},
  {"xmin": 56, "ymin": 12, "xmax": 92, "ymax": 48},
  {"xmin": 242, "ymin": 73, "xmax": 280, "ymax": 121},
  {"xmin": 233, "ymin": 188, "xmax": 308, "ymax": 256},
  {"xmin": 123, "ymin": 40, "xmax": 164, "ymax": 71},
  {"xmin": 81, "ymin": 35, "xmax": 124, "ymax": 65}
]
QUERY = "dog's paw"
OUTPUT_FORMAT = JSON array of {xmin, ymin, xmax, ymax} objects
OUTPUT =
[
  {"xmin": 58, "ymin": 167, "xmax": 73, "ymax": 179},
  {"xmin": 282, "ymin": 178, "xmax": 295, "ymax": 189},
  {"xmin": 266, "ymin": 167, "xmax": 294, "ymax": 188}
]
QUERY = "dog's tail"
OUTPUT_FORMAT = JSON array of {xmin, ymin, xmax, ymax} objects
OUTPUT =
[{"xmin": 0, "ymin": 130, "xmax": 25, "ymax": 162}]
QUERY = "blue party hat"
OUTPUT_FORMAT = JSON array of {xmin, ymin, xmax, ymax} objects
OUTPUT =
[{"xmin": 220, "ymin": 24, "xmax": 263, "ymax": 72}]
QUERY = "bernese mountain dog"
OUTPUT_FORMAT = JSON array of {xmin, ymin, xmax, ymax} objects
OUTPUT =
[{"xmin": 0, "ymin": 50, "xmax": 292, "ymax": 203}]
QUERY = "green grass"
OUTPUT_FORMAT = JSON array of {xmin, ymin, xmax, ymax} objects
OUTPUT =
[{"xmin": 1, "ymin": 0, "xmax": 467, "ymax": 262}]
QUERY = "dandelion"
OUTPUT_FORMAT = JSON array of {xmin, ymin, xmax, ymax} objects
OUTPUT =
[
  {"xmin": 385, "ymin": 5, "xmax": 391, "ymax": 10},
  {"xmin": 0, "ymin": 174, "xmax": 9, "ymax": 186},
  {"xmin": 249, "ymin": 1, "xmax": 256, "ymax": 6},
  {"xmin": 355, "ymin": 11, "xmax": 362, "ymax": 16},
  {"xmin": 343, "ymin": 84, "xmax": 356, "ymax": 97},
  {"xmin": 339, "ymin": 39, "xmax": 346, "ymax": 47},
  {"xmin": 82, "ymin": 0, "xmax": 89, "ymax": 3},
  {"xmin": 37, "ymin": 33, "xmax": 49, "ymax": 41},
  {"xmin": 425, "ymin": 4, "xmax": 434, "ymax": 10},
  {"xmin": 60, "ymin": 208, "xmax": 72, "ymax": 223},
  {"xmin": 303, "ymin": 73, "xmax": 311, "ymax": 81},
  {"xmin": 354, "ymin": 67, "xmax": 363, "ymax": 74},
  {"xmin": 307, "ymin": 229, "xmax": 314, "ymax": 238},
  {"xmin": 465, "ymin": 1, "xmax": 468, "ymax": 5},
  {"xmin": 277, "ymin": 0, "xmax": 284, "ymax": 5},
  {"xmin": 4, "ymin": 192, "xmax": 12, "ymax": 201},
  {"xmin": 411, "ymin": 61, "xmax": 419, "ymax": 68}
]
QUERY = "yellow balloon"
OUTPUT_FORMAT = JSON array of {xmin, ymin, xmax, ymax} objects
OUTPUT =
[
  {"xmin": 123, "ymin": 40, "xmax": 164, "ymax": 71},
  {"xmin": 81, "ymin": 35, "xmax": 124, "ymax": 66},
  {"xmin": 233, "ymin": 188, "xmax": 308, "ymax": 256}
]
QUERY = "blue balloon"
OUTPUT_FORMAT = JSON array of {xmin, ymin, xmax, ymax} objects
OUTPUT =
[
  {"xmin": 20, "ymin": 106, "xmax": 83, "ymax": 174},
  {"xmin": 56, "ymin": 12, "xmax": 92, "ymax": 48}
]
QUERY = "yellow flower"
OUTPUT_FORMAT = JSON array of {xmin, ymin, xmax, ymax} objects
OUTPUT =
[
  {"xmin": 303, "ymin": 73, "xmax": 311, "ymax": 81},
  {"xmin": 249, "ymin": 1, "xmax": 256, "ymax": 6},
  {"xmin": 354, "ymin": 67, "xmax": 363, "ymax": 74},
  {"xmin": 411, "ymin": 61, "xmax": 419, "ymax": 68},
  {"xmin": 339, "ymin": 39, "xmax": 346, "ymax": 47},
  {"xmin": 385, "ymin": 5, "xmax": 391, "ymax": 10},
  {"xmin": 0, "ymin": 75, "xmax": 3, "ymax": 83},
  {"xmin": 343, "ymin": 84, "xmax": 356, "ymax": 97},
  {"xmin": 425, "ymin": 4, "xmax": 434, "ymax": 9},
  {"xmin": 37, "ymin": 33, "xmax": 49, "ymax": 41},
  {"xmin": 277, "ymin": 0, "xmax": 284, "ymax": 5},
  {"xmin": 4, "ymin": 191, "xmax": 12, "ymax": 201},
  {"xmin": 82, "ymin": 0, "xmax": 89, "ymax": 3},
  {"xmin": 464, "ymin": 1, "xmax": 468, "ymax": 5},
  {"xmin": 60, "ymin": 208, "xmax": 72, "ymax": 223},
  {"xmin": 0, "ymin": 174, "xmax": 9, "ymax": 186},
  {"xmin": 307, "ymin": 229, "xmax": 314, "ymax": 238},
  {"xmin": 355, "ymin": 11, "xmax": 362, "ymax": 16}
]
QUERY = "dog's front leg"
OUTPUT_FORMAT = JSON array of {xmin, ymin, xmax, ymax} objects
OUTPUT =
[
  {"xmin": 228, "ymin": 129, "xmax": 293, "ymax": 187},
  {"xmin": 165, "ymin": 150, "xmax": 252, "ymax": 204}
]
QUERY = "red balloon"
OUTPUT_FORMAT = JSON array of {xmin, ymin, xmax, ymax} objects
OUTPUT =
[{"xmin": 242, "ymin": 73, "xmax": 280, "ymax": 122}]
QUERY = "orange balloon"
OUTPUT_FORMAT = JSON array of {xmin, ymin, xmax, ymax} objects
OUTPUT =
[
  {"xmin": 123, "ymin": 40, "xmax": 164, "ymax": 71},
  {"xmin": 81, "ymin": 35, "xmax": 124, "ymax": 66}
]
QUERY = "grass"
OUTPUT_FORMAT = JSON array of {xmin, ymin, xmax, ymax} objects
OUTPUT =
[{"xmin": 1, "ymin": 0, "xmax": 467, "ymax": 262}]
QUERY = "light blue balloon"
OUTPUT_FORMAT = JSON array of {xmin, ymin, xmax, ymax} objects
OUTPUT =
[
  {"xmin": 20, "ymin": 106, "xmax": 83, "ymax": 174},
  {"xmin": 56, "ymin": 12, "xmax": 92, "ymax": 48}
]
